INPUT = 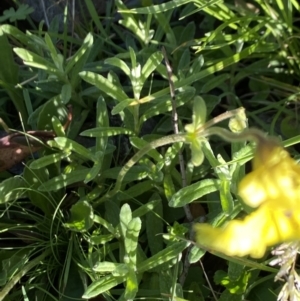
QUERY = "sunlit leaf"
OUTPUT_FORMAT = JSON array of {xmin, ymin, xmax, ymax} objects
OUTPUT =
[{"xmin": 64, "ymin": 201, "xmax": 94, "ymax": 232}]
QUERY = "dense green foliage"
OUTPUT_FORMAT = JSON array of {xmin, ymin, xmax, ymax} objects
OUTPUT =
[{"xmin": 0, "ymin": 0, "xmax": 300, "ymax": 300}]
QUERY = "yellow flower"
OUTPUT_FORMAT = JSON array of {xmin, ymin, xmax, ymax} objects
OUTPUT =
[{"xmin": 194, "ymin": 138, "xmax": 300, "ymax": 258}]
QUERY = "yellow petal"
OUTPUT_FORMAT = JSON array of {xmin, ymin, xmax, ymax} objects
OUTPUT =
[
  {"xmin": 239, "ymin": 142, "xmax": 300, "ymax": 208},
  {"xmin": 195, "ymin": 137, "xmax": 300, "ymax": 258},
  {"xmin": 194, "ymin": 204, "xmax": 300, "ymax": 258},
  {"xmin": 194, "ymin": 206, "xmax": 268, "ymax": 258}
]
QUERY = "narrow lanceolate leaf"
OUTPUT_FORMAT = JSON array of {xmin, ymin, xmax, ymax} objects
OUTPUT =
[
  {"xmin": 139, "ymin": 86, "xmax": 195, "ymax": 123},
  {"xmin": 54, "ymin": 137, "xmax": 96, "ymax": 161},
  {"xmin": 130, "ymin": 137, "xmax": 163, "ymax": 162},
  {"xmin": 65, "ymin": 32, "xmax": 93, "ymax": 74},
  {"xmin": 84, "ymin": 152, "xmax": 104, "ymax": 183},
  {"xmin": 38, "ymin": 168, "xmax": 90, "ymax": 191},
  {"xmin": 0, "ymin": 27, "xmax": 19, "ymax": 85},
  {"xmin": 83, "ymin": 275, "xmax": 125, "ymax": 298},
  {"xmin": 118, "ymin": 0, "xmax": 192, "ymax": 14},
  {"xmin": 137, "ymin": 241, "xmax": 190, "ymax": 273},
  {"xmin": 132, "ymin": 197, "xmax": 161, "ymax": 218},
  {"xmin": 30, "ymin": 151, "xmax": 71, "ymax": 169},
  {"xmin": 141, "ymin": 51, "xmax": 164, "ymax": 83},
  {"xmin": 124, "ymin": 268, "xmax": 138, "ymax": 300},
  {"xmin": 146, "ymin": 193, "xmax": 164, "ymax": 255},
  {"xmin": 201, "ymin": 73, "xmax": 230, "ymax": 93},
  {"xmin": 95, "ymin": 96, "xmax": 109, "ymax": 153},
  {"xmin": 81, "ymin": 127, "xmax": 135, "ymax": 137},
  {"xmin": 13, "ymin": 48, "xmax": 65, "ymax": 80},
  {"xmin": 93, "ymin": 261, "xmax": 122, "ymax": 273},
  {"xmin": 79, "ymin": 71, "xmax": 129, "ymax": 102},
  {"xmin": 105, "ymin": 57, "xmax": 131, "ymax": 76},
  {"xmin": 169, "ymin": 179, "xmax": 220, "ymax": 207},
  {"xmin": 124, "ymin": 217, "xmax": 142, "ymax": 264},
  {"xmin": 117, "ymin": 181, "xmax": 153, "ymax": 201},
  {"xmin": 52, "ymin": 115, "xmax": 66, "ymax": 137},
  {"xmin": 220, "ymin": 179, "xmax": 234, "ymax": 215},
  {"xmin": 44, "ymin": 33, "xmax": 62, "ymax": 71},
  {"xmin": 119, "ymin": 203, "xmax": 132, "ymax": 238},
  {"xmin": 0, "ymin": 177, "xmax": 26, "ymax": 203}
]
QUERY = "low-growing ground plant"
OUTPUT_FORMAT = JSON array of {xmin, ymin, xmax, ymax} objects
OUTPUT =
[{"xmin": 1, "ymin": 0, "xmax": 300, "ymax": 301}]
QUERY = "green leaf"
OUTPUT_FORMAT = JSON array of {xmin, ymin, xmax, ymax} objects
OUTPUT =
[
  {"xmin": 137, "ymin": 241, "xmax": 189, "ymax": 273},
  {"xmin": 139, "ymin": 86, "xmax": 195, "ymax": 124},
  {"xmin": 119, "ymin": 0, "xmax": 192, "ymax": 14},
  {"xmin": 44, "ymin": 33, "xmax": 62, "ymax": 71},
  {"xmin": 54, "ymin": 137, "xmax": 96, "ymax": 161},
  {"xmin": 130, "ymin": 137, "xmax": 163, "ymax": 162},
  {"xmin": 178, "ymin": 48, "xmax": 191, "ymax": 75},
  {"xmin": 95, "ymin": 96, "xmax": 109, "ymax": 153},
  {"xmin": 65, "ymin": 33, "xmax": 93, "ymax": 73},
  {"xmin": 1, "ymin": 24, "xmax": 31, "ymax": 48},
  {"xmin": 102, "ymin": 165, "xmax": 149, "ymax": 182},
  {"xmin": 61, "ymin": 84, "xmax": 72, "ymax": 104},
  {"xmin": 93, "ymin": 262, "xmax": 122, "ymax": 273},
  {"xmin": 36, "ymin": 95, "xmax": 67, "ymax": 130},
  {"xmin": 214, "ymin": 269, "xmax": 251, "ymax": 294},
  {"xmin": 61, "ymin": 261, "xmax": 85, "ymax": 300},
  {"xmin": 201, "ymin": 74, "xmax": 230, "ymax": 93},
  {"xmin": 169, "ymin": 179, "xmax": 220, "ymax": 207},
  {"xmin": 79, "ymin": 71, "xmax": 129, "ymax": 102},
  {"xmin": 190, "ymin": 139, "xmax": 205, "ymax": 167},
  {"xmin": 125, "ymin": 217, "xmax": 141, "ymax": 265},
  {"xmin": 30, "ymin": 152, "xmax": 71, "ymax": 169},
  {"xmin": 163, "ymin": 173, "xmax": 176, "ymax": 201},
  {"xmin": 23, "ymin": 165, "xmax": 53, "ymax": 215},
  {"xmin": 13, "ymin": 48, "xmax": 66, "ymax": 80},
  {"xmin": 124, "ymin": 268, "xmax": 138, "ymax": 300},
  {"xmin": 189, "ymin": 96, "xmax": 207, "ymax": 131},
  {"xmin": 146, "ymin": 193, "xmax": 164, "ymax": 255},
  {"xmin": 0, "ymin": 4, "xmax": 34, "ymax": 22},
  {"xmin": 0, "ymin": 177, "xmax": 26, "ymax": 203},
  {"xmin": 111, "ymin": 98, "xmax": 135, "ymax": 115},
  {"xmin": 141, "ymin": 51, "xmax": 164, "ymax": 84},
  {"xmin": 188, "ymin": 246, "xmax": 205, "ymax": 264},
  {"xmin": 64, "ymin": 201, "xmax": 94, "ymax": 232},
  {"xmin": 117, "ymin": 181, "xmax": 153, "ymax": 201},
  {"xmin": 81, "ymin": 127, "xmax": 135, "ymax": 137},
  {"xmin": 105, "ymin": 57, "xmax": 131, "ymax": 77},
  {"xmin": 93, "ymin": 214, "xmax": 116, "ymax": 234},
  {"xmin": 132, "ymin": 197, "xmax": 161, "ymax": 218},
  {"xmin": 67, "ymin": 33, "xmax": 94, "ymax": 87},
  {"xmin": 0, "ymin": 28, "xmax": 18, "ymax": 85},
  {"xmin": 0, "ymin": 27, "xmax": 27, "ymax": 121},
  {"xmin": 119, "ymin": 204, "xmax": 132, "ymax": 239},
  {"xmin": 38, "ymin": 168, "xmax": 90, "ymax": 191},
  {"xmin": 220, "ymin": 180, "xmax": 234, "ymax": 215},
  {"xmin": 83, "ymin": 275, "xmax": 125, "ymax": 298},
  {"xmin": 84, "ymin": 152, "xmax": 104, "ymax": 183},
  {"xmin": 52, "ymin": 115, "xmax": 67, "ymax": 137},
  {"xmin": 134, "ymin": 43, "xmax": 261, "ymax": 105}
]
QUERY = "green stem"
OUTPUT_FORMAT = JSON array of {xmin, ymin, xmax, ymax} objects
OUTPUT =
[{"xmin": 204, "ymin": 127, "xmax": 268, "ymax": 144}]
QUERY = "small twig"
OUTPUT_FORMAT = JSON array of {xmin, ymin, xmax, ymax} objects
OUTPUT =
[
  {"xmin": 199, "ymin": 259, "xmax": 218, "ymax": 301},
  {"xmin": 40, "ymin": 0, "xmax": 50, "ymax": 28},
  {"xmin": 162, "ymin": 47, "xmax": 200, "ymax": 286},
  {"xmin": 162, "ymin": 47, "xmax": 192, "ymax": 221}
]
